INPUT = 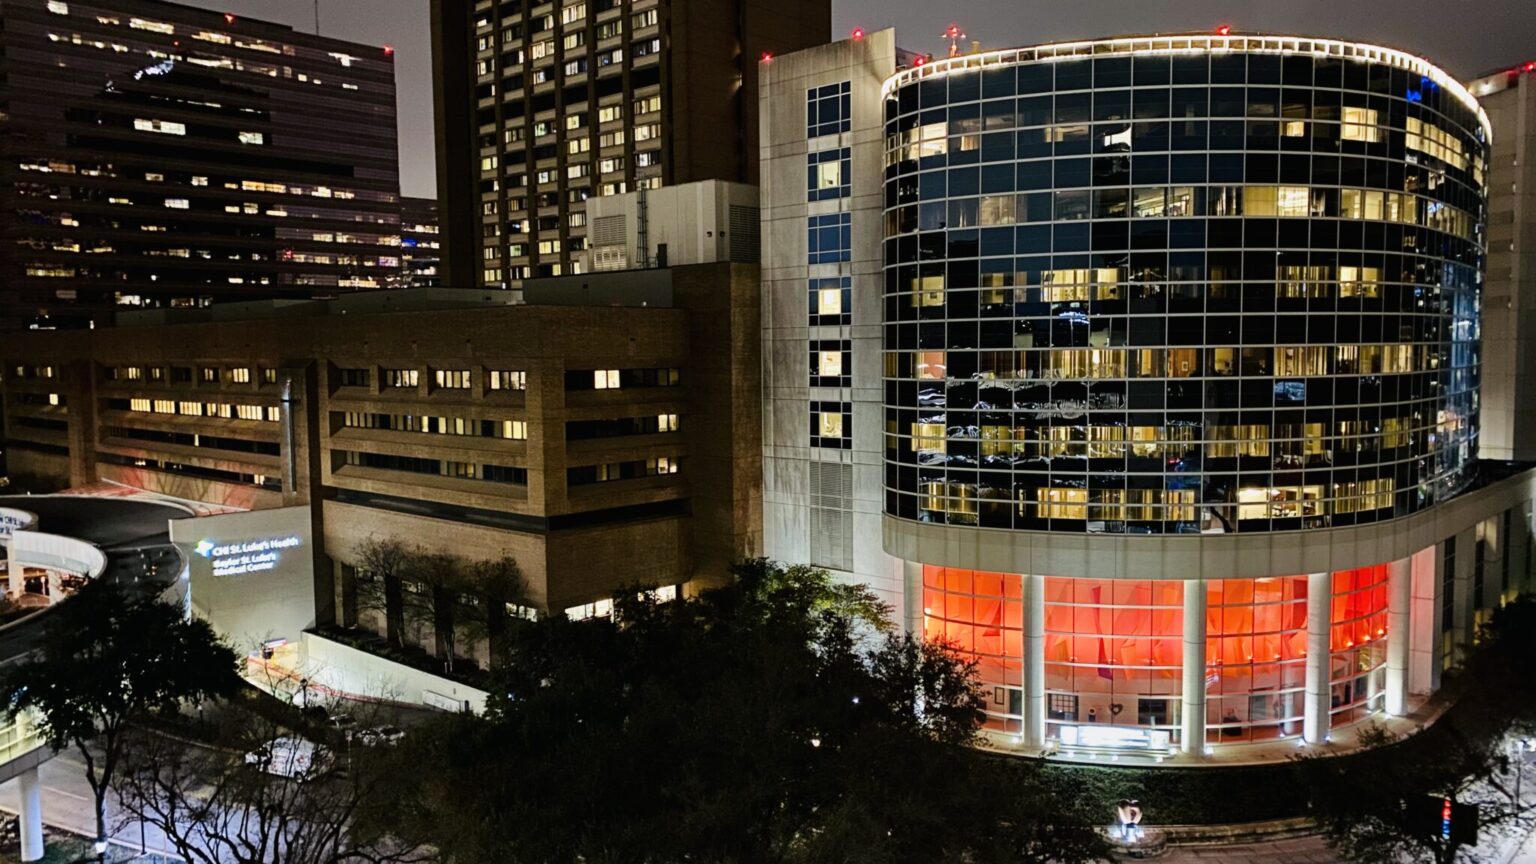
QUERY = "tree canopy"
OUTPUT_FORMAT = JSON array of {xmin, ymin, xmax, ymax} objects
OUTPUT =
[
  {"xmin": 389, "ymin": 560, "xmax": 1104, "ymax": 863},
  {"xmin": 0, "ymin": 580, "xmax": 238, "ymax": 850},
  {"xmin": 1300, "ymin": 597, "xmax": 1536, "ymax": 864}
]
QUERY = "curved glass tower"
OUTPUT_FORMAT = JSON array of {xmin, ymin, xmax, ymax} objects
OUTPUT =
[{"xmin": 877, "ymin": 35, "xmax": 1491, "ymax": 748}]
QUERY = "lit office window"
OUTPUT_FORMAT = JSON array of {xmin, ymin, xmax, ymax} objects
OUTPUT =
[
  {"xmin": 434, "ymin": 369, "xmax": 471, "ymax": 389},
  {"xmin": 488, "ymin": 370, "xmax": 527, "ymax": 391},
  {"xmin": 1340, "ymin": 106, "xmax": 1381, "ymax": 142},
  {"xmin": 809, "ymin": 276, "xmax": 851, "ymax": 325},
  {"xmin": 810, "ymin": 401, "xmax": 851, "ymax": 450},
  {"xmin": 807, "ymin": 148, "xmax": 851, "ymax": 201},
  {"xmin": 134, "ymin": 118, "xmax": 185, "ymax": 135}
]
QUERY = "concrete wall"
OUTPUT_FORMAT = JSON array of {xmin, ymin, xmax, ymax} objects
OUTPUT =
[
  {"xmin": 760, "ymin": 31, "xmax": 904, "ymax": 612},
  {"xmin": 300, "ymin": 631, "xmax": 488, "ymax": 713},
  {"xmin": 585, "ymin": 181, "xmax": 760, "ymax": 270},
  {"xmin": 171, "ymin": 506, "xmax": 317, "ymax": 653},
  {"xmin": 1478, "ymin": 79, "xmax": 1536, "ymax": 461}
]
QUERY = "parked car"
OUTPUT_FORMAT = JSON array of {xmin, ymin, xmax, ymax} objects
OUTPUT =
[
  {"xmin": 325, "ymin": 713, "xmax": 357, "ymax": 732},
  {"xmin": 356, "ymin": 725, "xmax": 406, "ymax": 747},
  {"xmin": 244, "ymin": 737, "xmax": 332, "ymax": 781}
]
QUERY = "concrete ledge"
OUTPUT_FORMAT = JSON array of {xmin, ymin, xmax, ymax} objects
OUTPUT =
[
  {"xmin": 0, "ymin": 743, "xmax": 51, "ymax": 787},
  {"xmin": 884, "ymin": 467, "xmax": 1536, "ymax": 580},
  {"xmin": 294, "ymin": 631, "xmax": 488, "ymax": 713},
  {"xmin": 1162, "ymin": 816, "xmax": 1318, "ymax": 846}
]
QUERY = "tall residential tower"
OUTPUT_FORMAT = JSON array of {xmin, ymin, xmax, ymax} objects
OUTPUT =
[{"xmin": 431, "ymin": 0, "xmax": 830, "ymax": 288}]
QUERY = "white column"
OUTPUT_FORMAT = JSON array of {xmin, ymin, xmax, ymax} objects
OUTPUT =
[
  {"xmin": 4, "ymin": 539, "xmax": 20, "ymax": 597},
  {"xmin": 18, "ymin": 766, "xmax": 43, "ymax": 862},
  {"xmin": 1452, "ymin": 527, "xmax": 1476, "ymax": 665},
  {"xmin": 1303, "ymin": 570, "xmax": 1333, "ymax": 744},
  {"xmin": 1023, "ymin": 573, "xmax": 1046, "ymax": 749},
  {"xmin": 45, "ymin": 569, "xmax": 61, "ymax": 602},
  {"xmin": 1385, "ymin": 557, "xmax": 1412, "ymax": 716},
  {"xmin": 901, "ymin": 559, "xmax": 923, "ymax": 636},
  {"xmin": 1180, "ymin": 578, "xmax": 1207, "ymax": 755}
]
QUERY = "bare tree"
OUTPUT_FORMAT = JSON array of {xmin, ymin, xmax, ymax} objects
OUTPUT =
[
  {"xmin": 457, "ymin": 555, "xmax": 527, "ymax": 665},
  {"xmin": 113, "ymin": 700, "xmax": 435, "ymax": 864},
  {"xmin": 353, "ymin": 536, "xmax": 410, "ymax": 648},
  {"xmin": 0, "ymin": 582, "xmax": 237, "ymax": 858},
  {"xmin": 402, "ymin": 550, "xmax": 463, "ymax": 672}
]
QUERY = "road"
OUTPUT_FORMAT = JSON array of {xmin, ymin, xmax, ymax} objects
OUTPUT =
[
  {"xmin": 0, "ymin": 496, "xmax": 187, "ymax": 668},
  {"xmin": 0, "ymin": 751, "xmax": 181, "ymax": 859}
]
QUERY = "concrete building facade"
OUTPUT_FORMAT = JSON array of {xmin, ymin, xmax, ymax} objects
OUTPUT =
[
  {"xmin": 759, "ymin": 30, "xmax": 909, "ymax": 613},
  {"xmin": 1470, "ymin": 63, "xmax": 1536, "ymax": 462},
  {"xmin": 1, "ymin": 265, "xmax": 761, "ymax": 659}
]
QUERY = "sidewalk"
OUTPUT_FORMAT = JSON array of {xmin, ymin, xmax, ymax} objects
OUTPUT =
[
  {"xmin": 1156, "ymin": 734, "xmax": 1536, "ymax": 863},
  {"xmin": 982, "ymin": 693, "xmax": 1450, "ymax": 767}
]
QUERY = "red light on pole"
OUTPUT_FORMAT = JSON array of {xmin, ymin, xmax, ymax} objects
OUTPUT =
[
  {"xmin": 851, "ymin": 27, "xmax": 864, "ymax": 41},
  {"xmin": 1217, "ymin": 25, "xmax": 1232, "ymax": 36},
  {"xmin": 914, "ymin": 55, "xmax": 926, "ymax": 67}
]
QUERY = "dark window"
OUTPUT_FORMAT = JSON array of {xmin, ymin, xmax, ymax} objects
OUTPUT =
[
  {"xmin": 806, "ymin": 81, "xmax": 851, "ymax": 137},
  {"xmin": 808, "ymin": 213, "xmax": 852, "ymax": 264}
]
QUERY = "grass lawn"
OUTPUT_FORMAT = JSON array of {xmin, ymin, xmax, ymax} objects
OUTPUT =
[{"xmin": 0, "ymin": 829, "xmax": 174, "ymax": 863}]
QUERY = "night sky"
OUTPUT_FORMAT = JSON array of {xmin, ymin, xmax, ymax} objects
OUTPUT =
[{"xmin": 182, "ymin": 0, "xmax": 1536, "ymax": 198}]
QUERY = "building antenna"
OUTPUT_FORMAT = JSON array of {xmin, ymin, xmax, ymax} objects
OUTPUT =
[
  {"xmin": 313, "ymin": 0, "xmax": 321, "ymax": 35},
  {"xmin": 944, "ymin": 23, "xmax": 965, "ymax": 58}
]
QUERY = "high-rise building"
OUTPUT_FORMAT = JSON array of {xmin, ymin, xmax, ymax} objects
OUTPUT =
[
  {"xmin": 0, "ymin": 0, "xmax": 403, "ymax": 330},
  {"xmin": 765, "ymin": 31, "xmax": 1536, "ymax": 759},
  {"xmin": 1468, "ymin": 62, "xmax": 1536, "ymax": 462},
  {"xmin": 400, "ymin": 197, "xmax": 443, "ymax": 288},
  {"xmin": 430, "ymin": 0, "xmax": 830, "ymax": 288}
]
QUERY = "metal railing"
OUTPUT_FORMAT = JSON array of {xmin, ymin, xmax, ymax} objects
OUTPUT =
[{"xmin": 0, "ymin": 712, "xmax": 47, "ymax": 766}]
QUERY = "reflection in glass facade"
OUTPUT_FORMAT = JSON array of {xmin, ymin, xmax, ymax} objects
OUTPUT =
[{"xmin": 881, "ymin": 38, "xmax": 1489, "ymax": 534}]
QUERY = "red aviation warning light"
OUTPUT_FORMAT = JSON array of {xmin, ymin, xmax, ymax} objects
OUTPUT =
[
  {"xmin": 224, "ymin": 12, "xmax": 236, "ymax": 24},
  {"xmin": 944, "ymin": 23, "xmax": 966, "ymax": 58},
  {"xmin": 760, "ymin": 51, "xmax": 773, "ymax": 63},
  {"xmin": 1217, "ymin": 25, "xmax": 1233, "ymax": 36},
  {"xmin": 851, "ymin": 27, "xmax": 865, "ymax": 41},
  {"xmin": 383, "ymin": 44, "xmax": 395, "ymax": 57}
]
